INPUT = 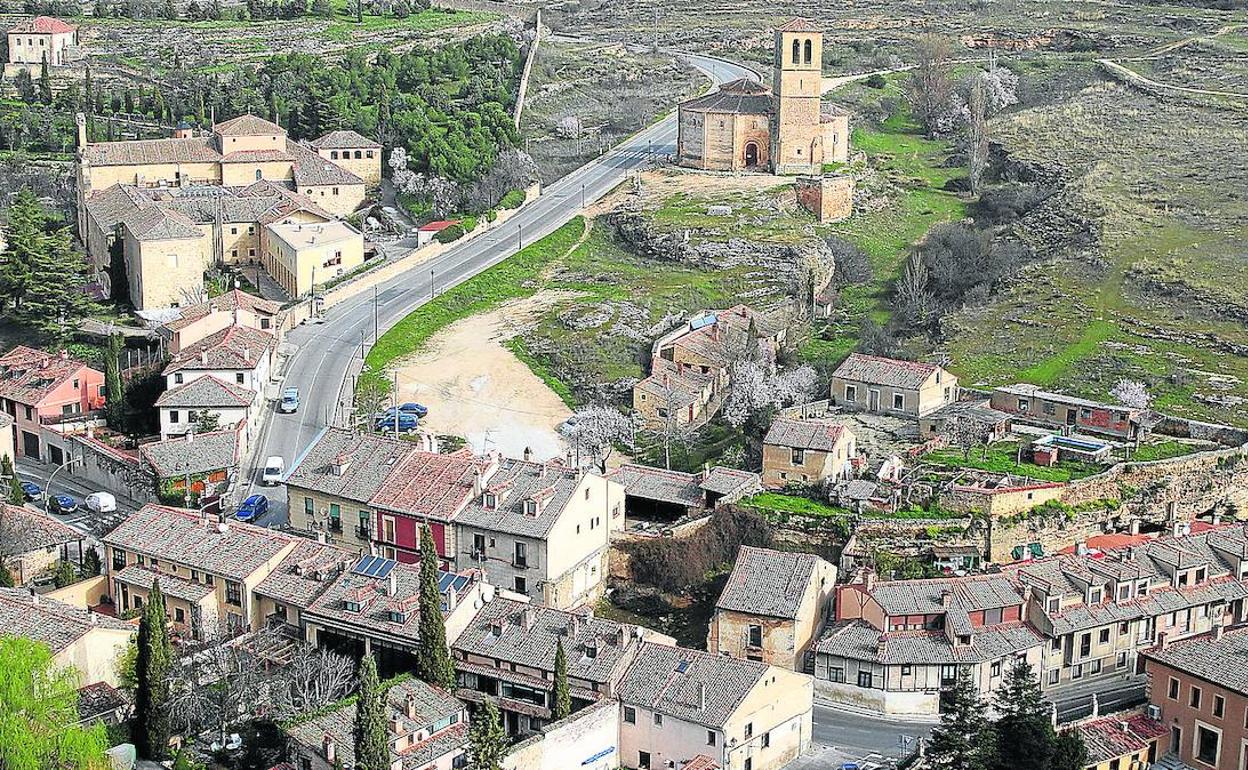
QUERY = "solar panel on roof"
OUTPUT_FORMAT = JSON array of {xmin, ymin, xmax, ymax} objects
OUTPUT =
[
  {"xmin": 353, "ymin": 554, "xmax": 377, "ymax": 575},
  {"xmin": 353, "ymin": 554, "xmax": 396, "ymax": 578},
  {"xmin": 372, "ymin": 558, "xmax": 397, "ymax": 579},
  {"xmin": 688, "ymin": 314, "xmax": 717, "ymax": 331},
  {"xmin": 675, "ymin": 659, "xmax": 691, "ymax": 674}
]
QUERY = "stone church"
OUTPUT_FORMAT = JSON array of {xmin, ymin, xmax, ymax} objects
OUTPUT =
[{"xmin": 677, "ymin": 18, "xmax": 849, "ymax": 174}]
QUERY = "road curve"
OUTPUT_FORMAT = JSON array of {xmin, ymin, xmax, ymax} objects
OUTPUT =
[{"xmin": 247, "ymin": 52, "xmax": 759, "ymax": 526}]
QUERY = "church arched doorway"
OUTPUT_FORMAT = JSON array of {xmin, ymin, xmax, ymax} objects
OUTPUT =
[{"xmin": 744, "ymin": 141, "xmax": 760, "ymax": 168}]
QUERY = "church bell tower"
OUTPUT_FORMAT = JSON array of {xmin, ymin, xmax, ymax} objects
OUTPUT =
[{"xmin": 771, "ymin": 19, "xmax": 825, "ymax": 175}]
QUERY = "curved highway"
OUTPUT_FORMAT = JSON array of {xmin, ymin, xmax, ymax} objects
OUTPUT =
[{"xmin": 247, "ymin": 52, "xmax": 760, "ymax": 526}]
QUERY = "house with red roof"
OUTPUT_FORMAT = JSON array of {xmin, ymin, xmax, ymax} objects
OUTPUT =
[
  {"xmin": 0, "ymin": 346, "xmax": 105, "ymax": 460},
  {"xmin": 6, "ymin": 16, "xmax": 76, "ymax": 68}
]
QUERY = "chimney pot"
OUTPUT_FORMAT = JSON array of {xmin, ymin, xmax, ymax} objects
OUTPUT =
[
  {"xmin": 523, "ymin": 446, "xmax": 532, "ymax": 462},
  {"xmin": 1214, "ymin": 623, "xmax": 1225, "ymax": 641},
  {"xmin": 405, "ymin": 693, "xmax": 418, "ymax": 720},
  {"xmin": 322, "ymin": 734, "xmax": 335, "ymax": 763}
]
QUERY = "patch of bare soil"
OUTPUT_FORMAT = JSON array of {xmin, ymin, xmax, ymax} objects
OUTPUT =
[{"xmin": 392, "ymin": 290, "xmax": 581, "ymax": 461}]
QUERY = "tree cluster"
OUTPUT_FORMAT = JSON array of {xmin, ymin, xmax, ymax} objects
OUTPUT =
[{"xmin": 927, "ymin": 660, "xmax": 1086, "ymax": 770}]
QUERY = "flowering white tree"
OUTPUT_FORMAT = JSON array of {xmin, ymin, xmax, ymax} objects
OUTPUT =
[
  {"xmin": 980, "ymin": 66, "xmax": 1020, "ymax": 116},
  {"xmin": 723, "ymin": 362, "xmax": 819, "ymax": 430},
  {"xmin": 1111, "ymin": 378, "xmax": 1153, "ymax": 411},
  {"xmin": 563, "ymin": 404, "xmax": 634, "ymax": 466}
]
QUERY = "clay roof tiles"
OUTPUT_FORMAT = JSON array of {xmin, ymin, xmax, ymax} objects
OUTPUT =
[
  {"xmin": 310, "ymin": 130, "xmax": 382, "ymax": 150},
  {"xmin": 764, "ymin": 417, "xmax": 849, "ymax": 452},
  {"xmin": 833, "ymin": 352, "xmax": 943, "ymax": 390},
  {"xmin": 0, "ymin": 345, "xmax": 97, "ymax": 407},
  {"xmin": 0, "ymin": 588, "xmax": 131, "ymax": 654},
  {"xmin": 716, "ymin": 545, "xmax": 827, "ymax": 619},
  {"xmin": 10, "ymin": 15, "xmax": 76, "ymax": 33}
]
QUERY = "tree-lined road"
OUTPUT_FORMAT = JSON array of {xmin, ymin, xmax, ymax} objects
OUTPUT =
[{"xmin": 245, "ymin": 52, "xmax": 760, "ymax": 527}]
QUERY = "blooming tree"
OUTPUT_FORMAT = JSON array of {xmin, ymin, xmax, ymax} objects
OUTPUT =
[{"xmin": 1110, "ymin": 379, "xmax": 1152, "ymax": 411}]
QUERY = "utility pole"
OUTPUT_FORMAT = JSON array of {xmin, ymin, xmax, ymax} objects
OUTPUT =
[
  {"xmin": 373, "ymin": 285, "xmax": 379, "ymax": 342},
  {"xmin": 310, "ymin": 265, "xmax": 316, "ymax": 318},
  {"xmin": 392, "ymin": 371, "xmax": 399, "ymax": 440},
  {"xmin": 430, "ymin": 269, "xmax": 435, "ymax": 298},
  {"xmin": 517, "ymin": 223, "xmax": 523, "ymax": 251}
]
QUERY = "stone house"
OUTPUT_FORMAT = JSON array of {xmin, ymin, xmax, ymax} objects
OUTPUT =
[
  {"xmin": 0, "ymin": 587, "xmax": 133, "ymax": 687},
  {"xmin": 917, "ymin": 399, "xmax": 1012, "ymax": 443},
  {"xmin": 990, "ymin": 384, "xmax": 1143, "ymax": 440},
  {"xmin": 158, "ymin": 289, "xmax": 282, "ymax": 354},
  {"xmin": 0, "ymin": 503, "xmax": 82, "ymax": 585},
  {"xmin": 138, "ymin": 428, "xmax": 240, "ymax": 505},
  {"xmin": 309, "ymin": 130, "xmax": 384, "ymax": 187},
  {"xmin": 830, "ymin": 353, "xmax": 957, "ymax": 418},
  {"xmin": 76, "ymin": 114, "xmax": 368, "ymax": 309},
  {"xmin": 1140, "ymin": 626, "xmax": 1248, "ymax": 769},
  {"xmin": 6, "ymin": 16, "xmax": 76, "ymax": 68},
  {"xmin": 761, "ymin": 417, "xmax": 856, "ymax": 489},
  {"xmin": 676, "ymin": 19, "xmax": 848, "ymax": 175},
  {"xmin": 285, "ymin": 678, "xmax": 468, "ymax": 770},
  {"xmin": 102, "ymin": 503, "xmax": 301, "ymax": 638},
  {"xmin": 633, "ymin": 359, "xmax": 721, "ymax": 428},
  {"xmin": 452, "ymin": 597, "xmax": 662, "ymax": 737},
  {"xmin": 616, "ymin": 642, "xmax": 813, "ymax": 770},
  {"xmin": 707, "ymin": 546, "xmax": 837, "ymax": 671},
  {"xmin": 1071, "ymin": 712, "xmax": 1168, "ymax": 770},
  {"xmin": 0, "ymin": 346, "xmax": 106, "ymax": 460}
]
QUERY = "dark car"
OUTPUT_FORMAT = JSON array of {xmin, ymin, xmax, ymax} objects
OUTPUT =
[
  {"xmin": 399, "ymin": 402, "xmax": 429, "ymax": 418},
  {"xmin": 20, "ymin": 481, "xmax": 42, "ymax": 501},
  {"xmin": 50, "ymin": 494, "xmax": 77, "ymax": 514},
  {"xmin": 374, "ymin": 413, "xmax": 419, "ymax": 434},
  {"xmin": 236, "ymin": 494, "xmax": 269, "ymax": 522}
]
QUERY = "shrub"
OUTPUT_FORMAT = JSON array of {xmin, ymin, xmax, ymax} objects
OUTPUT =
[
  {"xmin": 499, "ymin": 189, "xmax": 526, "ymax": 209},
  {"xmin": 434, "ymin": 224, "xmax": 466, "ymax": 244},
  {"xmin": 866, "ymin": 73, "xmax": 887, "ymax": 89},
  {"xmin": 460, "ymin": 215, "xmax": 478, "ymax": 233},
  {"xmin": 623, "ymin": 508, "xmax": 774, "ymax": 593}
]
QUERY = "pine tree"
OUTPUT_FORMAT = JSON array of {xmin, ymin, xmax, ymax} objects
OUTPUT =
[
  {"xmin": 20, "ymin": 225, "xmax": 99, "ymax": 344},
  {"xmin": 926, "ymin": 669, "xmax": 993, "ymax": 770},
  {"xmin": 551, "ymin": 638, "xmax": 571, "ymax": 720},
  {"xmin": 1052, "ymin": 729, "xmax": 1089, "ymax": 770},
  {"xmin": 134, "ymin": 580, "xmax": 172, "ymax": 759},
  {"xmin": 992, "ymin": 658, "xmax": 1057, "ymax": 770},
  {"xmin": 104, "ymin": 333, "xmax": 125, "ymax": 430},
  {"xmin": 0, "ymin": 188, "xmax": 44, "ymax": 312},
  {"xmin": 2, "ymin": 455, "xmax": 24, "ymax": 505},
  {"xmin": 467, "ymin": 698, "xmax": 507, "ymax": 770},
  {"xmin": 84, "ymin": 547, "xmax": 102, "ymax": 577},
  {"xmin": 415, "ymin": 523, "xmax": 455, "ymax": 689},
  {"xmin": 352, "ymin": 655, "xmax": 389, "ymax": 770},
  {"xmin": 53, "ymin": 560, "xmax": 77, "ymax": 588}
]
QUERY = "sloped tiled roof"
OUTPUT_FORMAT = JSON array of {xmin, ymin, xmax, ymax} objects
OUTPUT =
[
  {"xmin": 832, "ymin": 353, "xmax": 942, "ymax": 390},
  {"xmin": 114, "ymin": 564, "xmax": 215, "ymax": 603},
  {"xmin": 453, "ymin": 459, "xmax": 587, "ymax": 539},
  {"xmin": 617, "ymin": 642, "xmax": 767, "ymax": 728},
  {"xmin": 1075, "ymin": 713, "xmax": 1167, "ymax": 765},
  {"xmin": 103, "ymin": 504, "xmax": 296, "ymax": 580},
  {"xmin": 610, "ymin": 464, "xmax": 705, "ymax": 507},
  {"xmin": 10, "ymin": 15, "xmax": 76, "ymax": 33},
  {"xmin": 700, "ymin": 466, "xmax": 761, "ymax": 497},
  {"xmin": 816, "ymin": 619, "xmax": 1043, "ymax": 665},
  {"xmin": 139, "ymin": 429, "xmax": 240, "ymax": 477},
  {"xmin": 154, "ymin": 374, "xmax": 254, "ymax": 409},
  {"xmin": 310, "ymin": 130, "xmax": 381, "ymax": 150},
  {"xmin": 0, "ymin": 345, "xmax": 96, "ymax": 407},
  {"xmin": 764, "ymin": 417, "xmax": 850, "ymax": 452},
  {"xmin": 867, "ymin": 574, "xmax": 1023, "ymax": 616},
  {"xmin": 716, "ymin": 546, "xmax": 827, "ymax": 619},
  {"xmin": 163, "ymin": 325, "xmax": 276, "ymax": 374},
  {"xmin": 288, "ymin": 140, "xmax": 364, "ymax": 187},
  {"xmin": 369, "ymin": 450, "xmax": 488, "ymax": 522},
  {"xmin": 0, "ymin": 503, "xmax": 80, "ymax": 557},
  {"xmin": 82, "ymin": 136, "xmax": 221, "ymax": 166},
  {"xmin": 163, "ymin": 289, "xmax": 282, "ymax": 333},
  {"xmin": 777, "ymin": 17, "xmax": 820, "ymax": 32},
  {"xmin": 634, "ymin": 358, "xmax": 714, "ymax": 407},
  {"xmin": 681, "ymin": 78, "xmax": 774, "ymax": 115},
  {"xmin": 253, "ymin": 540, "xmax": 355, "ymax": 610},
  {"xmin": 0, "ymin": 587, "xmax": 131, "ymax": 654},
  {"xmin": 123, "ymin": 206, "xmax": 202, "ymax": 241},
  {"xmin": 304, "ymin": 561, "xmax": 475, "ymax": 643},
  {"xmin": 1141, "ymin": 626, "xmax": 1248, "ymax": 697},
  {"xmin": 213, "ymin": 113, "xmax": 285, "ymax": 137},
  {"xmin": 85, "ymin": 184, "xmax": 154, "ymax": 229},
  {"xmin": 285, "ymin": 428, "xmax": 417, "ymax": 505}
]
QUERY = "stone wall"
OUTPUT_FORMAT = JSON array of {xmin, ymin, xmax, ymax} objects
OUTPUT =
[
  {"xmin": 503, "ymin": 700, "xmax": 619, "ymax": 770},
  {"xmin": 795, "ymin": 175, "xmax": 853, "ymax": 223}
]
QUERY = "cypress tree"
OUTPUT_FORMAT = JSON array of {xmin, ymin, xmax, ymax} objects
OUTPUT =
[
  {"xmin": 3, "ymin": 455, "xmax": 25, "ymax": 504},
  {"xmin": 38, "ymin": 55, "xmax": 52, "ymax": 105},
  {"xmin": 414, "ymin": 523, "xmax": 455, "ymax": 689},
  {"xmin": 992, "ymin": 658, "xmax": 1057, "ymax": 770},
  {"xmin": 352, "ymin": 655, "xmax": 389, "ymax": 770},
  {"xmin": 926, "ymin": 669, "xmax": 993, "ymax": 770},
  {"xmin": 467, "ymin": 698, "xmax": 507, "ymax": 770},
  {"xmin": 104, "ymin": 333, "xmax": 125, "ymax": 430},
  {"xmin": 134, "ymin": 580, "xmax": 172, "ymax": 759},
  {"xmin": 0, "ymin": 560, "xmax": 14, "ymax": 588},
  {"xmin": 551, "ymin": 638, "xmax": 571, "ymax": 720}
]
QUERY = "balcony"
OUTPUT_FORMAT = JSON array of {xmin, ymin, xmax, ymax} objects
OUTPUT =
[{"xmin": 328, "ymin": 519, "xmax": 343, "ymax": 534}]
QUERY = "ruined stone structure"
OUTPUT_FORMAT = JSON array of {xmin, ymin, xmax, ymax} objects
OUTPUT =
[
  {"xmin": 676, "ymin": 19, "xmax": 849, "ymax": 174},
  {"xmin": 795, "ymin": 175, "xmax": 854, "ymax": 223}
]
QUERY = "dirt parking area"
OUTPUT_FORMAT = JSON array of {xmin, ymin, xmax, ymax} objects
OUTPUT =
[{"xmin": 392, "ymin": 291, "xmax": 578, "ymax": 461}]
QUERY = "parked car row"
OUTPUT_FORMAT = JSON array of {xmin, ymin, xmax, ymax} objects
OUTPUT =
[
  {"xmin": 17, "ymin": 482, "xmax": 116, "ymax": 514},
  {"xmin": 373, "ymin": 402, "xmax": 428, "ymax": 433}
]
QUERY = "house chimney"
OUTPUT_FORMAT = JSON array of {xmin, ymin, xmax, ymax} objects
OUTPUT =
[
  {"xmin": 1158, "ymin": 631, "xmax": 1170, "ymax": 651},
  {"xmin": 1214, "ymin": 623, "xmax": 1225, "ymax": 641},
  {"xmin": 863, "ymin": 569, "xmax": 876, "ymax": 593},
  {"xmin": 569, "ymin": 614, "xmax": 580, "ymax": 637},
  {"xmin": 522, "ymin": 607, "xmax": 536, "ymax": 630},
  {"xmin": 186, "ymin": 430, "xmax": 194, "ymax": 443},
  {"xmin": 387, "ymin": 715, "xmax": 404, "ymax": 735},
  {"xmin": 405, "ymin": 693, "xmax": 419, "ymax": 720},
  {"xmin": 697, "ymin": 682, "xmax": 706, "ymax": 711},
  {"xmin": 200, "ymin": 350, "xmax": 208, "ymax": 365},
  {"xmin": 876, "ymin": 633, "xmax": 887, "ymax": 658},
  {"xmin": 523, "ymin": 446, "xmax": 532, "ymax": 462},
  {"xmin": 387, "ymin": 570, "xmax": 397, "ymax": 597},
  {"xmin": 322, "ymin": 734, "xmax": 335, "ymax": 763},
  {"xmin": 446, "ymin": 587, "xmax": 457, "ymax": 612},
  {"xmin": 29, "ymin": 587, "xmax": 39, "ymax": 605},
  {"xmin": 940, "ymin": 590, "xmax": 953, "ymax": 608}
]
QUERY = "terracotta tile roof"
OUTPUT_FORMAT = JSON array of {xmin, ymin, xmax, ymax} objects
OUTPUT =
[
  {"xmin": 310, "ymin": 130, "xmax": 381, "ymax": 150},
  {"xmin": 635, "ymin": 358, "xmax": 714, "ymax": 407},
  {"xmin": 764, "ymin": 417, "xmax": 849, "ymax": 452},
  {"xmin": 285, "ymin": 679, "xmax": 466, "ymax": 770},
  {"xmin": 10, "ymin": 15, "xmax": 76, "ymax": 33},
  {"xmin": 369, "ymin": 450, "xmax": 487, "ymax": 522},
  {"xmin": 777, "ymin": 17, "xmax": 820, "ymax": 32},
  {"xmin": 682, "ymin": 757, "xmax": 721, "ymax": 770},
  {"xmin": 154, "ymin": 374, "xmax": 255, "ymax": 409},
  {"xmin": 82, "ymin": 136, "xmax": 221, "ymax": 166},
  {"xmin": 617, "ymin": 642, "xmax": 767, "ymax": 728},
  {"xmin": 220, "ymin": 148, "xmax": 294, "ymax": 163},
  {"xmin": 0, "ymin": 503, "xmax": 80, "ymax": 557},
  {"xmin": 113, "ymin": 564, "xmax": 215, "ymax": 603},
  {"xmin": 77, "ymin": 681, "xmax": 127, "ymax": 724},
  {"xmin": 139, "ymin": 429, "xmax": 239, "ymax": 477},
  {"xmin": 285, "ymin": 428, "xmax": 417, "ymax": 505},
  {"xmin": 816, "ymin": 619, "xmax": 1043, "ymax": 665},
  {"xmin": 453, "ymin": 598, "xmax": 644, "ymax": 686},
  {"xmin": 0, "ymin": 345, "xmax": 97, "ymax": 407},
  {"xmin": 1142, "ymin": 626, "xmax": 1248, "ymax": 696},
  {"xmin": 163, "ymin": 289, "xmax": 282, "ymax": 332},
  {"xmin": 1075, "ymin": 713, "xmax": 1167, "ymax": 765},
  {"xmin": 453, "ymin": 458, "xmax": 588, "ymax": 539},
  {"xmin": 0, "ymin": 587, "xmax": 132, "ymax": 654},
  {"xmin": 610, "ymin": 464, "xmax": 706, "ymax": 507},
  {"xmin": 832, "ymin": 353, "xmax": 943, "ymax": 390},
  {"xmin": 122, "ymin": 205, "xmax": 202, "ymax": 241},
  {"xmin": 213, "ymin": 114, "xmax": 285, "ymax": 137},
  {"xmin": 288, "ymin": 140, "xmax": 364, "ymax": 187},
  {"xmin": 253, "ymin": 540, "xmax": 355, "ymax": 609},
  {"xmin": 103, "ymin": 504, "xmax": 296, "ymax": 580},
  {"xmin": 163, "ymin": 325, "xmax": 276, "ymax": 374},
  {"xmin": 716, "ymin": 546, "xmax": 827, "ymax": 619},
  {"xmin": 85, "ymin": 184, "xmax": 153, "ymax": 230}
]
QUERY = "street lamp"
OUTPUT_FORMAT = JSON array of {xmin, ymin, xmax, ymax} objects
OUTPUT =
[{"xmin": 517, "ymin": 223, "xmax": 523, "ymax": 251}]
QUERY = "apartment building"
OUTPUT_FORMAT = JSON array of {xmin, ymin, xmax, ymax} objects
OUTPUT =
[
  {"xmin": 707, "ymin": 546, "xmax": 837, "ymax": 670},
  {"xmin": 617, "ymin": 642, "xmax": 814, "ymax": 770},
  {"xmin": 0, "ymin": 346, "xmax": 105, "ymax": 460}
]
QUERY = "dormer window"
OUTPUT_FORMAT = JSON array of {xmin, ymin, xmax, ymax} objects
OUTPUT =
[
  {"xmin": 1088, "ymin": 587, "xmax": 1103, "ymax": 604},
  {"xmin": 388, "ymin": 610, "xmax": 407, "ymax": 623},
  {"xmin": 1046, "ymin": 596, "xmax": 1060, "ymax": 613},
  {"xmin": 1138, "ymin": 581, "xmax": 1150, "ymax": 596},
  {"xmin": 483, "ymin": 492, "xmax": 497, "ymax": 509},
  {"xmin": 489, "ymin": 622, "xmax": 503, "ymax": 637},
  {"xmin": 1196, "ymin": 567, "xmax": 1207, "ymax": 583},
  {"xmin": 344, "ymin": 600, "xmax": 361, "ymax": 612},
  {"xmin": 523, "ymin": 499, "xmax": 539, "ymax": 516},
  {"xmin": 1117, "ymin": 584, "xmax": 1131, "ymax": 602}
]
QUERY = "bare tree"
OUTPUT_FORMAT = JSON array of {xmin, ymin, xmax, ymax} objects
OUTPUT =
[
  {"xmin": 168, "ymin": 636, "xmax": 268, "ymax": 745},
  {"xmin": 272, "ymin": 644, "xmax": 355, "ymax": 720},
  {"xmin": 895, "ymin": 250, "xmax": 935, "ymax": 329},
  {"xmin": 906, "ymin": 34, "xmax": 956, "ymax": 138},
  {"xmin": 948, "ymin": 415, "xmax": 986, "ymax": 461},
  {"xmin": 1111, "ymin": 379, "xmax": 1153, "ymax": 411},
  {"xmin": 967, "ymin": 75, "xmax": 989, "ymax": 196}
]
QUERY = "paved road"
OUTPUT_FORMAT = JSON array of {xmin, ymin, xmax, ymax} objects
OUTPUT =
[
  {"xmin": 787, "ymin": 703, "xmax": 933, "ymax": 769},
  {"xmin": 242, "ymin": 52, "xmax": 760, "ymax": 527}
]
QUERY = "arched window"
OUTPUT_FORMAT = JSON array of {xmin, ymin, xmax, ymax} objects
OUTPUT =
[
  {"xmin": 791, "ymin": 39, "xmax": 800, "ymax": 65},
  {"xmin": 254, "ymin": 169, "xmax": 262, "ymax": 181},
  {"xmin": 804, "ymin": 39, "xmax": 813, "ymax": 65}
]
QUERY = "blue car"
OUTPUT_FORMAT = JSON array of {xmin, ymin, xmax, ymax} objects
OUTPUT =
[
  {"xmin": 50, "ymin": 494, "xmax": 77, "ymax": 514},
  {"xmin": 20, "ymin": 481, "xmax": 43, "ymax": 501},
  {"xmin": 236, "ymin": 494, "xmax": 269, "ymax": 522},
  {"xmin": 399, "ymin": 402, "xmax": 429, "ymax": 418},
  {"xmin": 374, "ymin": 413, "xmax": 419, "ymax": 433}
]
